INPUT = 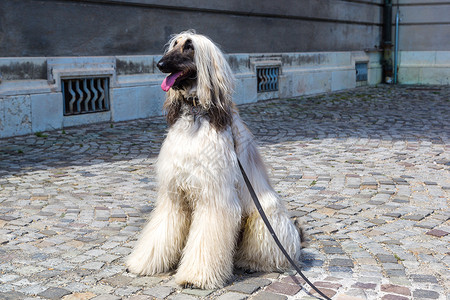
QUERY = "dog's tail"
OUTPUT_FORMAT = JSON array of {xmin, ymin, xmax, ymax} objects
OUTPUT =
[{"xmin": 292, "ymin": 217, "xmax": 309, "ymax": 248}]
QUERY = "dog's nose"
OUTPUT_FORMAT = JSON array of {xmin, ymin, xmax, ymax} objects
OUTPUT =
[{"xmin": 157, "ymin": 60, "xmax": 165, "ymax": 71}]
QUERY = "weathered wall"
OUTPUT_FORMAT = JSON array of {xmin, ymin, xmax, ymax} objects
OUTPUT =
[
  {"xmin": 392, "ymin": 1, "xmax": 450, "ymax": 84},
  {"xmin": 0, "ymin": 51, "xmax": 382, "ymax": 138},
  {"xmin": 394, "ymin": 0, "xmax": 450, "ymax": 51},
  {"xmin": 0, "ymin": 0, "xmax": 382, "ymax": 57}
]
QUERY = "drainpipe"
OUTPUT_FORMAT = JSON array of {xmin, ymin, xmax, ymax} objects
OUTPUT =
[
  {"xmin": 393, "ymin": 7, "xmax": 400, "ymax": 84},
  {"xmin": 381, "ymin": 0, "xmax": 393, "ymax": 83}
]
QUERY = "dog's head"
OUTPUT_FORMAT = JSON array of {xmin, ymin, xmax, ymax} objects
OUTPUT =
[
  {"xmin": 158, "ymin": 30, "xmax": 235, "ymax": 130},
  {"xmin": 157, "ymin": 33, "xmax": 197, "ymax": 92}
]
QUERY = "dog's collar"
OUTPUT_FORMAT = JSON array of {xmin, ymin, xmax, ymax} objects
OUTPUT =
[
  {"xmin": 183, "ymin": 95, "xmax": 199, "ymax": 107},
  {"xmin": 182, "ymin": 95, "xmax": 205, "ymax": 120}
]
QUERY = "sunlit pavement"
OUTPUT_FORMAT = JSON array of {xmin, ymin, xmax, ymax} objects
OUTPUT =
[{"xmin": 0, "ymin": 85, "xmax": 448, "ymax": 300}]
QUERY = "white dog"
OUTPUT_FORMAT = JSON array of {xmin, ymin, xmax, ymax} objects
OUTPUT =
[{"xmin": 126, "ymin": 30, "xmax": 302, "ymax": 289}]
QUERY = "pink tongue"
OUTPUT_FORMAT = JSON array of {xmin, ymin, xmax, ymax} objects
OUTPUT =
[{"xmin": 161, "ymin": 71, "xmax": 183, "ymax": 92}]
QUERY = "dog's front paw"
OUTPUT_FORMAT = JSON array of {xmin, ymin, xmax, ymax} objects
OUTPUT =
[
  {"xmin": 176, "ymin": 275, "xmax": 223, "ymax": 290},
  {"xmin": 182, "ymin": 282, "xmax": 201, "ymax": 289}
]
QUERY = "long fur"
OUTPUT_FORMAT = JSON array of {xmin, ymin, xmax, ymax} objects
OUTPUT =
[
  {"xmin": 127, "ymin": 30, "xmax": 302, "ymax": 289},
  {"xmin": 163, "ymin": 30, "xmax": 234, "ymax": 131}
]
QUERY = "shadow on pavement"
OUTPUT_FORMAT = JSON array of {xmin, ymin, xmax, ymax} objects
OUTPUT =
[{"xmin": 0, "ymin": 85, "xmax": 449, "ymax": 178}]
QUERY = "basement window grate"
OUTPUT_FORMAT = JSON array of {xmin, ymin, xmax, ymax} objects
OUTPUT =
[
  {"xmin": 257, "ymin": 67, "xmax": 279, "ymax": 92},
  {"xmin": 355, "ymin": 62, "xmax": 368, "ymax": 82},
  {"xmin": 62, "ymin": 77, "xmax": 110, "ymax": 116}
]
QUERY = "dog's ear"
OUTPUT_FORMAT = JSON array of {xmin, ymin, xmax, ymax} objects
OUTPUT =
[{"xmin": 193, "ymin": 36, "xmax": 235, "ymax": 130}]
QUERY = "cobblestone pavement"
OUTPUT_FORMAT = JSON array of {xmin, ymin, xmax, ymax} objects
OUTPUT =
[{"xmin": 0, "ymin": 85, "xmax": 449, "ymax": 300}]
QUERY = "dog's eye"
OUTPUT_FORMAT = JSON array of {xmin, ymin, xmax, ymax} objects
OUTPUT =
[{"xmin": 183, "ymin": 40, "xmax": 194, "ymax": 51}]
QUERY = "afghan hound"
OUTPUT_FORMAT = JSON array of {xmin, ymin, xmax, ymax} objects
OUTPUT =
[{"xmin": 126, "ymin": 30, "xmax": 302, "ymax": 289}]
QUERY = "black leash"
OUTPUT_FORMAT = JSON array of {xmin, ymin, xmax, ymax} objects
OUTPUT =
[{"xmin": 237, "ymin": 159, "xmax": 331, "ymax": 300}]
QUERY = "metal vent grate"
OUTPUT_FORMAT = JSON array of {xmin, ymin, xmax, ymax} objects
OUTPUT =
[
  {"xmin": 62, "ymin": 77, "xmax": 110, "ymax": 116},
  {"xmin": 257, "ymin": 67, "xmax": 279, "ymax": 92},
  {"xmin": 355, "ymin": 63, "xmax": 368, "ymax": 82}
]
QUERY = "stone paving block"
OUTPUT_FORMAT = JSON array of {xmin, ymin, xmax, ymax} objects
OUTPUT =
[
  {"xmin": 91, "ymin": 295, "xmax": 121, "ymax": 300},
  {"xmin": 376, "ymin": 254, "xmax": 398, "ymax": 263},
  {"xmin": 279, "ymin": 275, "xmax": 306, "ymax": 285},
  {"xmin": 323, "ymin": 246, "xmax": 345, "ymax": 254},
  {"xmin": 423, "ymin": 181, "xmax": 438, "ymax": 185},
  {"xmin": 100, "ymin": 241, "xmax": 120, "ymax": 249},
  {"xmin": 379, "ymin": 180, "xmax": 395, "ymax": 185},
  {"xmin": 85, "ymin": 249, "xmax": 107, "ymax": 257},
  {"xmin": 412, "ymin": 289, "xmax": 440, "ymax": 299},
  {"xmin": 226, "ymin": 282, "xmax": 262, "ymax": 294},
  {"xmin": 414, "ymin": 222, "xmax": 438, "ymax": 229},
  {"xmin": 130, "ymin": 276, "xmax": 163, "ymax": 287},
  {"xmin": 361, "ymin": 182, "xmax": 378, "ymax": 189},
  {"xmin": 217, "ymin": 291, "xmax": 249, "ymax": 300},
  {"xmin": 383, "ymin": 263, "xmax": 404, "ymax": 270},
  {"xmin": 328, "ymin": 266, "xmax": 353, "ymax": 273},
  {"xmin": 329, "ymin": 258, "xmax": 354, "ymax": 267},
  {"xmin": 402, "ymin": 214, "xmax": 425, "ymax": 221},
  {"xmin": 16, "ymin": 265, "xmax": 46, "ymax": 276},
  {"xmin": 241, "ymin": 277, "xmax": 272, "ymax": 287},
  {"xmin": 313, "ymin": 281, "xmax": 342, "ymax": 289},
  {"xmin": 309, "ymin": 287, "xmax": 337, "ymax": 298},
  {"xmin": 143, "ymin": 285, "xmax": 175, "ymax": 298},
  {"xmin": 392, "ymin": 198, "xmax": 409, "ymax": 204},
  {"xmin": 410, "ymin": 274, "xmax": 438, "ymax": 283},
  {"xmin": 101, "ymin": 275, "xmax": 133, "ymax": 286},
  {"xmin": 80, "ymin": 261, "xmax": 105, "ymax": 270},
  {"xmin": 38, "ymin": 287, "xmax": 71, "ymax": 299},
  {"xmin": 381, "ymin": 239, "xmax": 402, "ymax": 245},
  {"xmin": 183, "ymin": 287, "xmax": 214, "ymax": 297},
  {"xmin": 369, "ymin": 218, "xmax": 387, "ymax": 225},
  {"xmin": 351, "ymin": 282, "xmax": 377, "ymax": 290},
  {"xmin": 169, "ymin": 293, "xmax": 197, "ymax": 300},
  {"xmin": 0, "ymin": 274, "xmax": 20, "ymax": 283},
  {"xmin": 64, "ymin": 282, "xmax": 91, "ymax": 293},
  {"xmin": 290, "ymin": 210, "xmax": 308, "ymax": 217},
  {"xmin": 251, "ymin": 291, "xmax": 287, "ymax": 300},
  {"xmin": 367, "ymin": 200, "xmax": 385, "ymax": 206},
  {"xmin": 385, "ymin": 269, "xmax": 406, "ymax": 277},
  {"xmin": 0, "ymin": 215, "xmax": 19, "ymax": 221},
  {"xmin": 356, "ymin": 257, "xmax": 378, "ymax": 265},
  {"xmin": 115, "ymin": 286, "xmax": 141, "ymax": 296},
  {"xmin": 326, "ymin": 204, "xmax": 348, "ymax": 210},
  {"xmin": 321, "ymin": 240, "xmax": 340, "ymax": 247},
  {"xmin": 0, "ymin": 291, "xmax": 28, "ymax": 300},
  {"xmin": 19, "ymin": 284, "xmax": 47, "ymax": 295},
  {"xmin": 302, "ymin": 259, "xmax": 324, "ymax": 267},
  {"xmin": 266, "ymin": 282, "xmax": 301, "ymax": 296},
  {"xmin": 262, "ymin": 273, "xmax": 281, "ymax": 280},
  {"xmin": 380, "ymin": 284, "xmax": 411, "ymax": 296},
  {"xmin": 383, "ymin": 212, "xmax": 402, "ymax": 218},
  {"xmin": 426, "ymin": 229, "xmax": 449, "ymax": 237},
  {"xmin": 97, "ymin": 254, "xmax": 120, "ymax": 263},
  {"xmin": 62, "ymin": 292, "xmax": 97, "ymax": 300},
  {"xmin": 378, "ymin": 190, "xmax": 395, "ymax": 195}
]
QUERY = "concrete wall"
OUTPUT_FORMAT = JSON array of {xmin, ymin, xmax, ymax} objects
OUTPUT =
[
  {"xmin": 395, "ymin": 0, "xmax": 450, "ymax": 51},
  {"xmin": 397, "ymin": 51, "xmax": 450, "ymax": 84},
  {"xmin": 0, "ymin": 0, "xmax": 382, "ymax": 57},
  {"xmin": 391, "ymin": 1, "xmax": 450, "ymax": 83},
  {"xmin": 0, "ymin": 51, "xmax": 382, "ymax": 138}
]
